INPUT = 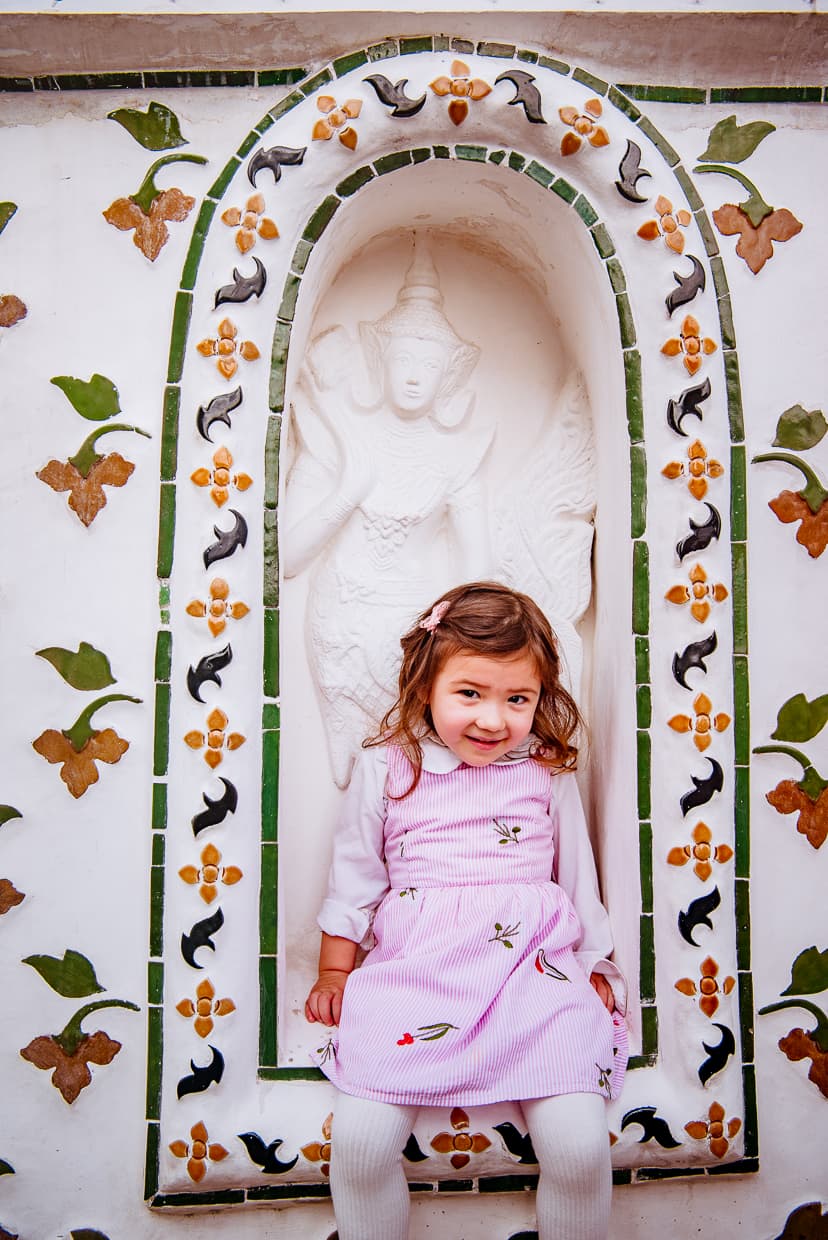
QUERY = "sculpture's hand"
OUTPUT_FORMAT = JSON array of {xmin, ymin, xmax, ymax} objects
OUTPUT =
[{"xmin": 338, "ymin": 428, "xmax": 375, "ymax": 506}]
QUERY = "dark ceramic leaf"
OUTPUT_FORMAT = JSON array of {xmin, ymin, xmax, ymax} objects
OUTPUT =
[
  {"xmin": 0, "ymin": 1159, "xmax": 14, "ymax": 1176},
  {"xmin": 0, "ymin": 202, "xmax": 17, "ymax": 237},
  {"xmin": 0, "ymin": 805, "xmax": 22, "ymax": 827},
  {"xmin": 51, "ymin": 374, "xmax": 121, "ymax": 422},
  {"xmin": 773, "ymin": 405, "xmax": 828, "ymax": 452},
  {"xmin": 699, "ymin": 115, "xmax": 775, "ymax": 164},
  {"xmin": 36, "ymin": 642, "xmax": 116, "ymax": 691},
  {"xmin": 22, "ymin": 949, "xmax": 104, "ymax": 997},
  {"xmin": 107, "ymin": 101, "xmax": 187, "ymax": 150}
]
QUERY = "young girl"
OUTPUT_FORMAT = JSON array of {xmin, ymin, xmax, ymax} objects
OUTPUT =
[{"xmin": 305, "ymin": 582, "xmax": 627, "ymax": 1240}]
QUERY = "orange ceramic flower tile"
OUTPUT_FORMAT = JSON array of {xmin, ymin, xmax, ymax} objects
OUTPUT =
[
  {"xmin": 668, "ymin": 692, "xmax": 731, "ymax": 752},
  {"xmin": 184, "ymin": 707, "xmax": 245, "ymax": 768},
  {"xmin": 662, "ymin": 315, "xmax": 717, "ymax": 376},
  {"xmin": 186, "ymin": 577, "xmax": 250, "ymax": 637},
  {"xmin": 312, "ymin": 95, "xmax": 363, "ymax": 149},
  {"xmin": 667, "ymin": 822, "xmax": 733, "ymax": 881},
  {"xmin": 430, "ymin": 1107, "xmax": 491, "ymax": 1169},
  {"xmin": 675, "ymin": 957, "xmax": 736, "ymax": 1018},
  {"xmin": 179, "ymin": 842, "xmax": 243, "ymax": 903},
  {"xmin": 301, "ymin": 1113, "xmax": 333, "ymax": 1177},
  {"xmin": 663, "ymin": 441, "xmax": 724, "ymax": 501},
  {"xmin": 685, "ymin": 1101, "xmax": 741, "ymax": 1158},
  {"xmin": 430, "ymin": 60, "xmax": 491, "ymax": 126},
  {"xmin": 169, "ymin": 1121, "xmax": 229, "ymax": 1183},
  {"xmin": 176, "ymin": 978, "xmax": 236, "ymax": 1038},
  {"xmin": 197, "ymin": 318, "xmax": 260, "ymax": 380},
  {"xmin": 221, "ymin": 192, "xmax": 279, "ymax": 253},
  {"xmin": 638, "ymin": 195, "xmax": 692, "ymax": 254},
  {"xmin": 665, "ymin": 563, "xmax": 729, "ymax": 624},
  {"xmin": 191, "ymin": 446, "xmax": 253, "ymax": 507},
  {"xmin": 558, "ymin": 98, "xmax": 609, "ymax": 156}
]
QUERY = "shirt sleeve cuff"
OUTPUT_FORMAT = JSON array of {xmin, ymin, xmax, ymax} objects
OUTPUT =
[
  {"xmin": 573, "ymin": 952, "xmax": 628, "ymax": 1015},
  {"xmin": 317, "ymin": 898, "xmax": 371, "ymax": 946}
]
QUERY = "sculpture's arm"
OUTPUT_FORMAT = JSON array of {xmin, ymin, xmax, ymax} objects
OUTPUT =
[
  {"xmin": 447, "ymin": 477, "xmax": 493, "ymax": 579},
  {"xmin": 282, "ymin": 460, "xmax": 364, "ymax": 579}
]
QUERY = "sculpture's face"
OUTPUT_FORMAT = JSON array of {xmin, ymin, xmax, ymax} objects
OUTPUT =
[{"xmin": 383, "ymin": 335, "xmax": 450, "ymax": 418}]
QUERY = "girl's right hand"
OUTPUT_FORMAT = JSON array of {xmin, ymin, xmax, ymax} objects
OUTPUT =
[{"xmin": 305, "ymin": 969, "xmax": 350, "ymax": 1027}]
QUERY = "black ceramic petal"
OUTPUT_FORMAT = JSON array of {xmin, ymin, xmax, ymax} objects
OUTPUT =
[
  {"xmin": 666, "ymin": 255, "xmax": 706, "ymax": 317},
  {"xmin": 192, "ymin": 778, "xmax": 238, "ymax": 836},
  {"xmin": 363, "ymin": 74, "xmax": 427, "ymax": 118},
  {"xmin": 177, "ymin": 1045, "xmax": 225, "ymax": 1097},
  {"xmin": 215, "ymin": 257, "xmax": 267, "ymax": 308},
  {"xmin": 678, "ymin": 886, "xmax": 721, "ymax": 946},
  {"xmin": 181, "ymin": 907, "xmax": 224, "ymax": 968},
  {"xmin": 494, "ymin": 70, "xmax": 546, "ymax": 124},
  {"xmin": 248, "ymin": 145, "xmax": 306, "ymax": 186},
  {"xmin": 620, "ymin": 1106, "xmax": 681, "ymax": 1148},
  {"xmin": 676, "ymin": 503, "xmax": 721, "ymax": 561},
  {"xmin": 615, "ymin": 140, "xmax": 651, "ymax": 204},
  {"xmin": 667, "ymin": 377, "xmax": 711, "ymax": 437},
  {"xmin": 493, "ymin": 1121, "xmax": 538, "ymax": 1164},
  {"xmin": 197, "ymin": 387, "xmax": 243, "ymax": 442},
  {"xmin": 187, "ymin": 645, "xmax": 233, "ymax": 703},
  {"xmin": 203, "ymin": 509, "xmax": 248, "ymax": 568},
  {"xmin": 698, "ymin": 1023, "xmax": 736, "ymax": 1085},
  {"xmin": 680, "ymin": 758, "xmax": 724, "ymax": 816},
  {"xmin": 238, "ymin": 1132, "xmax": 299, "ymax": 1174},
  {"xmin": 402, "ymin": 1133, "xmax": 430, "ymax": 1163},
  {"xmin": 673, "ymin": 632, "xmax": 718, "ymax": 689}
]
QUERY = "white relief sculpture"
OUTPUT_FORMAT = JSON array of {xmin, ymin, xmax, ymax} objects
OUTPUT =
[{"xmin": 283, "ymin": 239, "xmax": 597, "ymax": 787}]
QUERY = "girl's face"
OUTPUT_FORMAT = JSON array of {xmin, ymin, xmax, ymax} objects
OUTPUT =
[{"xmin": 427, "ymin": 649, "xmax": 541, "ymax": 766}]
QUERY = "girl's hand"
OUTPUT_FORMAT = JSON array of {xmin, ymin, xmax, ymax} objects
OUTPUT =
[
  {"xmin": 590, "ymin": 971, "xmax": 615, "ymax": 1013},
  {"xmin": 305, "ymin": 969, "xmax": 350, "ymax": 1027}
]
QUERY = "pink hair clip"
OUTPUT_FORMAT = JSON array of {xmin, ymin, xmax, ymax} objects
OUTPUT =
[{"xmin": 419, "ymin": 600, "xmax": 450, "ymax": 633}]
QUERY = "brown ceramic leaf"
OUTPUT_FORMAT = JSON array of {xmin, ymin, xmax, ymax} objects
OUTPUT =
[
  {"xmin": 766, "ymin": 780, "xmax": 828, "ymax": 849},
  {"xmin": 0, "ymin": 878, "xmax": 25, "ymax": 913},
  {"xmin": 32, "ymin": 727, "xmax": 129, "ymax": 797},
  {"xmin": 768, "ymin": 491, "xmax": 828, "ymax": 558},
  {"xmin": 20, "ymin": 1030, "xmax": 121, "ymax": 1103},
  {"xmin": 37, "ymin": 454, "xmax": 135, "ymax": 526},
  {"xmin": 104, "ymin": 188, "xmax": 194, "ymax": 261},
  {"xmin": 713, "ymin": 204, "xmax": 803, "ymax": 275},
  {"xmin": 0, "ymin": 294, "xmax": 27, "ymax": 327},
  {"xmin": 778, "ymin": 1028, "xmax": 828, "ymax": 1098}
]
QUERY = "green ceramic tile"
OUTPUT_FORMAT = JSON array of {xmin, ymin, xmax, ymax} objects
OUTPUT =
[
  {"xmin": 636, "ymin": 1166, "xmax": 705, "ymax": 1181},
  {"xmin": 709, "ymin": 254, "xmax": 729, "ymax": 301},
  {"xmin": 624, "ymin": 349, "xmax": 643, "ymax": 443},
  {"xmin": 734, "ymin": 764, "xmax": 749, "ymax": 878},
  {"xmin": 724, "ymin": 351, "xmax": 744, "ymax": 442},
  {"xmin": 302, "ymin": 194, "xmax": 340, "ymax": 242},
  {"xmin": 635, "ymin": 636, "xmax": 650, "ymax": 685},
  {"xmin": 269, "ymin": 320, "xmax": 291, "ymax": 412},
  {"xmin": 478, "ymin": 41, "xmax": 516, "ymax": 58},
  {"xmin": 607, "ymin": 86, "xmax": 641, "ymax": 121},
  {"xmin": 235, "ymin": 130, "xmax": 261, "ymax": 160},
  {"xmin": 735, "ymin": 876, "xmax": 750, "ymax": 972},
  {"xmin": 525, "ymin": 160, "xmax": 555, "ymax": 189},
  {"xmin": 261, "ymin": 731, "xmax": 280, "ymax": 844},
  {"xmin": 438, "ymin": 1180, "xmax": 475, "ymax": 1193},
  {"xmin": 741, "ymin": 1063, "xmax": 758, "ymax": 1157},
  {"xmin": 400, "ymin": 36, "xmax": 433, "ymax": 55},
  {"xmin": 151, "ymin": 782, "xmax": 167, "ymax": 831},
  {"xmin": 717, "ymin": 294, "xmax": 736, "ymax": 351},
  {"xmin": 590, "ymin": 222, "xmax": 615, "ymax": 258},
  {"xmin": 637, "ymin": 116, "xmax": 680, "ymax": 167},
  {"xmin": 148, "ymin": 960, "xmax": 163, "ymax": 1006},
  {"xmin": 637, "ymin": 684, "xmax": 652, "ymax": 730},
  {"xmin": 456, "ymin": 144, "xmax": 487, "ymax": 162},
  {"xmin": 257, "ymin": 68, "xmax": 307, "ymax": 87},
  {"xmin": 738, "ymin": 971, "xmax": 754, "ymax": 1062},
  {"xmin": 256, "ymin": 1066, "xmax": 324, "ymax": 1082},
  {"xmin": 639, "ymin": 820, "xmax": 653, "ymax": 913},
  {"xmin": 551, "ymin": 177, "xmax": 578, "ymax": 204},
  {"xmin": 337, "ymin": 165, "xmax": 374, "ymax": 198},
  {"xmin": 264, "ymin": 414, "xmax": 281, "ymax": 510},
  {"xmin": 262, "ymin": 702, "xmax": 280, "ymax": 729},
  {"xmin": 153, "ymin": 1190, "xmax": 247, "ymax": 1207},
  {"xmin": 733, "ymin": 655, "xmax": 750, "ymax": 766},
  {"xmin": 731, "ymin": 543, "xmax": 747, "ymax": 657},
  {"xmin": 411, "ymin": 147, "xmax": 431, "ymax": 164},
  {"xmin": 374, "ymin": 150, "xmax": 413, "ymax": 175},
  {"xmin": 156, "ymin": 483, "xmax": 175, "ymax": 578},
  {"xmin": 291, "ymin": 238, "xmax": 314, "ymax": 273},
  {"xmin": 730, "ymin": 445, "xmax": 747, "ymax": 544},
  {"xmin": 574, "ymin": 195, "xmax": 599, "ymax": 227},
  {"xmin": 367, "ymin": 40, "xmax": 399, "ymax": 61},
  {"xmin": 613, "ymin": 1171, "xmax": 633, "ymax": 1186},
  {"xmin": 151, "ymin": 829, "xmax": 165, "ymax": 868},
  {"xmin": 246, "ymin": 1183, "xmax": 331, "ymax": 1200},
  {"xmin": 488, "ymin": 150, "xmax": 506, "ymax": 165},
  {"xmin": 480, "ymin": 1175, "xmax": 540, "ymax": 1192},
  {"xmin": 507, "ymin": 152, "xmax": 526, "ymax": 171},
  {"xmin": 144, "ymin": 1122, "xmax": 160, "ymax": 1200},
  {"xmin": 572, "ymin": 68, "xmax": 608, "ymax": 95},
  {"xmin": 334, "ymin": 50, "xmax": 369, "ymax": 77},
  {"xmin": 640, "ymin": 1002, "xmax": 658, "ymax": 1057},
  {"xmin": 32, "ymin": 75, "xmax": 58, "ymax": 91},
  {"xmin": 639, "ymin": 913, "xmax": 655, "ymax": 1001},
  {"xmin": 606, "ymin": 257, "xmax": 626, "ymax": 294},
  {"xmin": 149, "ymin": 862, "xmax": 164, "ymax": 957},
  {"xmin": 264, "ymin": 606, "xmax": 280, "ymax": 700},
  {"xmin": 154, "ymin": 629, "xmax": 172, "ymax": 684},
  {"xmin": 145, "ymin": 1005, "xmax": 162, "ymax": 1120},
  {"xmin": 206, "ymin": 156, "xmax": 242, "ymax": 202},
  {"xmin": 451, "ymin": 39, "xmax": 475, "ymax": 55},
  {"xmin": 278, "ymin": 272, "xmax": 301, "ymax": 323},
  {"xmin": 517, "ymin": 49, "xmax": 539, "ymax": 64},
  {"xmin": 672, "ymin": 164, "xmax": 704, "ymax": 213},
  {"xmin": 260, "ymin": 843, "xmax": 278, "ymax": 956},
  {"xmin": 434, "ymin": 35, "xmax": 450, "ymax": 53},
  {"xmin": 616, "ymin": 292, "xmax": 636, "ymax": 349},
  {"xmin": 620, "ymin": 84, "xmax": 706, "ymax": 104},
  {"xmin": 264, "ymin": 508, "xmax": 279, "ymax": 609},
  {"xmin": 0, "ymin": 76, "xmax": 35, "ymax": 91},
  {"xmin": 707, "ymin": 1157, "xmax": 759, "ymax": 1178},
  {"xmin": 711, "ymin": 86, "xmax": 821, "ymax": 103},
  {"xmin": 300, "ymin": 68, "xmax": 334, "ymax": 96},
  {"xmin": 538, "ymin": 56, "xmax": 570, "ymax": 76},
  {"xmin": 253, "ymin": 113, "xmax": 275, "ymax": 138},
  {"xmin": 259, "ymin": 955, "xmax": 278, "ymax": 1067},
  {"xmin": 166, "ymin": 290, "xmax": 192, "ymax": 384},
  {"xmin": 153, "ymin": 684, "xmax": 170, "ymax": 778},
  {"xmin": 637, "ymin": 729, "xmax": 651, "ymax": 820},
  {"xmin": 693, "ymin": 207, "xmax": 720, "ymax": 259},
  {"xmin": 268, "ymin": 89, "xmax": 304, "ymax": 122},
  {"xmin": 159, "ymin": 386, "xmax": 180, "ymax": 482},
  {"xmin": 433, "ymin": 144, "xmax": 451, "ymax": 160},
  {"xmin": 630, "ymin": 444, "xmax": 647, "ymax": 541},
  {"xmin": 632, "ymin": 540, "xmax": 649, "ymax": 635}
]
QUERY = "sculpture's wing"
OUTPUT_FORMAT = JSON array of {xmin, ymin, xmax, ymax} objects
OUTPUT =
[{"xmin": 289, "ymin": 324, "xmax": 360, "ymax": 474}]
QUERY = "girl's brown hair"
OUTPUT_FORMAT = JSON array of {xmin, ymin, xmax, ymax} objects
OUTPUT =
[{"xmin": 365, "ymin": 581, "xmax": 582, "ymax": 796}]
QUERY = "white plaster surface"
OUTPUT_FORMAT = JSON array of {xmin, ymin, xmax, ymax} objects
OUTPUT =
[{"xmin": 0, "ymin": 21, "xmax": 827, "ymax": 1240}]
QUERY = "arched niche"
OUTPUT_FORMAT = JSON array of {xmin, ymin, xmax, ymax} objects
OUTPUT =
[{"xmin": 277, "ymin": 156, "xmax": 641, "ymax": 1065}]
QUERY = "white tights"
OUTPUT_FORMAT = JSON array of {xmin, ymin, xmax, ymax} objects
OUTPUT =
[{"xmin": 329, "ymin": 1090, "xmax": 611, "ymax": 1240}]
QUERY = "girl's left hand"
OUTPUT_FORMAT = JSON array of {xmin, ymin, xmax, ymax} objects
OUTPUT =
[{"xmin": 590, "ymin": 971, "xmax": 615, "ymax": 1012}]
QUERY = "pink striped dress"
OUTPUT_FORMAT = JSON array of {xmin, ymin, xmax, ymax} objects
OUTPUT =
[{"xmin": 316, "ymin": 742, "xmax": 628, "ymax": 1105}]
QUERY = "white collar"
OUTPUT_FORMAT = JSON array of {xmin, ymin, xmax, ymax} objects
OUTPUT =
[{"xmin": 420, "ymin": 735, "xmax": 536, "ymax": 773}]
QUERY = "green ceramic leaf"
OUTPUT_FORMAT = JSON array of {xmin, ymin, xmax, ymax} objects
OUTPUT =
[
  {"xmin": 0, "ymin": 805, "xmax": 22, "ymax": 826},
  {"xmin": 107, "ymin": 101, "xmax": 187, "ymax": 151},
  {"xmin": 699, "ymin": 115, "xmax": 776, "ymax": 164},
  {"xmin": 782, "ymin": 946, "xmax": 828, "ymax": 996},
  {"xmin": 0, "ymin": 202, "xmax": 17, "ymax": 237},
  {"xmin": 0, "ymin": 1159, "xmax": 14, "ymax": 1176},
  {"xmin": 36, "ymin": 643, "xmax": 116, "ymax": 690},
  {"xmin": 773, "ymin": 404, "xmax": 828, "ymax": 452},
  {"xmin": 51, "ymin": 374, "xmax": 121, "ymax": 422},
  {"xmin": 772, "ymin": 693, "xmax": 828, "ymax": 743},
  {"xmin": 22, "ymin": 949, "xmax": 104, "ymax": 997}
]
